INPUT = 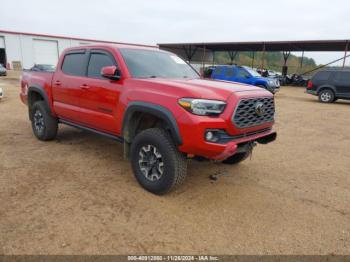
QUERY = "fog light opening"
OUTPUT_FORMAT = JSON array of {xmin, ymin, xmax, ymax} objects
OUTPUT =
[{"xmin": 205, "ymin": 131, "xmax": 219, "ymax": 142}]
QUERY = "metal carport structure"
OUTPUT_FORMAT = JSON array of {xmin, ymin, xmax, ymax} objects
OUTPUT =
[{"xmin": 158, "ymin": 40, "xmax": 350, "ymax": 75}]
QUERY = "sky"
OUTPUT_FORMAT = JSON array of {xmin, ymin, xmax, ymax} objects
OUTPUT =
[{"xmin": 1, "ymin": 0, "xmax": 349, "ymax": 66}]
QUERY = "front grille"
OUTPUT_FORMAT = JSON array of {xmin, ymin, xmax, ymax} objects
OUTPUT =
[{"xmin": 232, "ymin": 97, "xmax": 275, "ymax": 128}]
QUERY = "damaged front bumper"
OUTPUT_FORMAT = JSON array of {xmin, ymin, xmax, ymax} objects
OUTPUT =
[{"xmin": 211, "ymin": 130, "xmax": 277, "ymax": 160}]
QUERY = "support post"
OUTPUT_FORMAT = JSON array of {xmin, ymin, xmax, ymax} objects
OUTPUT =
[
  {"xmin": 227, "ymin": 51, "xmax": 238, "ymax": 65},
  {"xmin": 251, "ymin": 51, "xmax": 255, "ymax": 69},
  {"xmin": 201, "ymin": 45, "xmax": 206, "ymax": 69},
  {"xmin": 212, "ymin": 51, "xmax": 215, "ymax": 66},
  {"xmin": 261, "ymin": 43, "xmax": 266, "ymax": 69},
  {"xmin": 201, "ymin": 45, "xmax": 206, "ymax": 76},
  {"xmin": 282, "ymin": 51, "xmax": 291, "ymax": 76},
  {"xmin": 299, "ymin": 51, "xmax": 304, "ymax": 73},
  {"xmin": 343, "ymin": 41, "xmax": 349, "ymax": 68},
  {"xmin": 182, "ymin": 45, "xmax": 198, "ymax": 63}
]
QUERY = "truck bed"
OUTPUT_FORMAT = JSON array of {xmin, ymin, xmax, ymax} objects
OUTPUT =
[{"xmin": 20, "ymin": 71, "xmax": 54, "ymax": 105}]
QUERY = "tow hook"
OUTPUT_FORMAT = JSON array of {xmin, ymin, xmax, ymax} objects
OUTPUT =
[
  {"xmin": 248, "ymin": 141, "xmax": 257, "ymax": 151},
  {"xmin": 237, "ymin": 141, "xmax": 256, "ymax": 154},
  {"xmin": 248, "ymin": 142, "xmax": 257, "ymax": 159}
]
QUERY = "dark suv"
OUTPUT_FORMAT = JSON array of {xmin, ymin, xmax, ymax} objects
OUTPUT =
[{"xmin": 306, "ymin": 70, "xmax": 350, "ymax": 103}]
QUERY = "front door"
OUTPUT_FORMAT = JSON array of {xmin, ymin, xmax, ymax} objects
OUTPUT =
[
  {"xmin": 235, "ymin": 67, "xmax": 252, "ymax": 84},
  {"xmin": 78, "ymin": 49, "xmax": 122, "ymax": 134}
]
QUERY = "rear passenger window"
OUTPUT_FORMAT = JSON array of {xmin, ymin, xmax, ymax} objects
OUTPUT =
[
  {"xmin": 335, "ymin": 72, "xmax": 350, "ymax": 83},
  {"xmin": 213, "ymin": 67, "xmax": 222, "ymax": 75},
  {"xmin": 61, "ymin": 53, "xmax": 87, "ymax": 76},
  {"xmin": 313, "ymin": 71, "xmax": 331, "ymax": 81},
  {"xmin": 87, "ymin": 53, "xmax": 115, "ymax": 79},
  {"xmin": 225, "ymin": 67, "xmax": 235, "ymax": 77}
]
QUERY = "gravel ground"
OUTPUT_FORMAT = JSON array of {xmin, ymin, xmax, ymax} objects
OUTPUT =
[{"xmin": 0, "ymin": 76, "xmax": 349, "ymax": 255}]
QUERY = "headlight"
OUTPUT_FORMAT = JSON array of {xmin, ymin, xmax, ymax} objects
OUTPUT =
[
  {"xmin": 268, "ymin": 79, "xmax": 275, "ymax": 86},
  {"xmin": 178, "ymin": 98, "xmax": 226, "ymax": 116}
]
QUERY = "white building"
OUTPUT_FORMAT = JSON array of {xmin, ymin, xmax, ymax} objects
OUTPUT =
[{"xmin": 0, "ymin": 30, "xmax": 120, "ymax": 70}]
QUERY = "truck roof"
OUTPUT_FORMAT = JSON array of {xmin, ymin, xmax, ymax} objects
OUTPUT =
[
  {"xmin": 322, "ymin": 69, "xmax": 350, "ymax": 72},
  {"xmin": 65, "ymin": 43, "xmax": 159, "ymax": 53}
]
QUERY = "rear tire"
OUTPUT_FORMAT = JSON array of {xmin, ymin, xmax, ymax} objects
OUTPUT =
[
  {"xmin": 31, "ymin": 101, "xmax": 58, "ymax": 141},
  {"xmin": 222, "ymin": 151, "xmax": 251, "ymax": 165},
  {"xmin": 130, "ymin": 128, "xmax": 187, "ymax": 195},
  {"xmin": 318, "ymin": 89, "xmax": 335, "ymax": 103}
]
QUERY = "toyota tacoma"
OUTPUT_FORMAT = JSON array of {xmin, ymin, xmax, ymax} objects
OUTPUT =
[{"xmin": 20, "ymin": 44, "xmax": 277, "ymax": 195}]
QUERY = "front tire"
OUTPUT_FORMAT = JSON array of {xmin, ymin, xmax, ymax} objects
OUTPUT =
[
  {"xmin": 130, "ymin": 128, "xmax": 187, "ymax": 195},
  {"xmin": 318, "ymin": 89, "xmax": 335, "ymax": 103},
  {"xmin": 31, "ymin": 101, "xmax": 58, "ymax": 141}
]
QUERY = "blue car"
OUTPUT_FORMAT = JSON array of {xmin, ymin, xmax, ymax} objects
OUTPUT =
[{"xmin": 211, "ymin": 65, "xmax": 280, "ymax": 94}]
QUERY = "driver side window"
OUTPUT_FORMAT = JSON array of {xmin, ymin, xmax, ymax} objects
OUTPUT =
[
  {"xmin": 87, "ymin": 52, "xmax": 116, "ymax": 79},
  {"xmin": 236, "ymin": 68, "xmax": 250, "ymax": 78},
  {"xmin": 225, "ymin": 67, "xmax": 235, "ymax": 78}
]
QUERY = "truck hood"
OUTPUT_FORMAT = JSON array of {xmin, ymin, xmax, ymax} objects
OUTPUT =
[{"xmin": 137, "ymin": 78, "xmax": 264, "ymax": 101}]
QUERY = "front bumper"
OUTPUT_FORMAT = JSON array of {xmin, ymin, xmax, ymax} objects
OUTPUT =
[
  {"xmin": 176, "ymin": 89, "xmax": 276, "ymax": 160},
  {"xmin": 177, "ymin": 112, "xmax": 276, "ymax": 160},
  {"xmin": 211, "ymin": 131, "xmax": 277, "ymax": 160}
]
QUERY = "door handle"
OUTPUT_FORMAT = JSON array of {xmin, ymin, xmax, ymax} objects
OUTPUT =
[
  {"xmin": 54, "ymin": 80, "xmax": 61, "ymax": 86},
  {"xmin": 80, "ymin": 84, "xmax": 90, "ymax": 90}
]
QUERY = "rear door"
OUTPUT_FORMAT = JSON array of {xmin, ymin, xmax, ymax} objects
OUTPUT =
[
  {"xmin": 78, "ymin": 49, "xmax": 122, "ymax": 134},
  {"xmin": 224, "ymin": 67, "xmax": 235, "ymax": 82},
  {"xmin": 52, "ymin": 49, "xmax": 88, "ymax": 123},
  {"xmin": 211, "ymin": 66, "xmax": 226, "ymax": 80},
  {"xmin": 312, "ymin": 71, "xmax": 332, "ymax": 90},
  {"xmin": 334, "ymin": 71, "xmax": 350, "ymax": 97}
]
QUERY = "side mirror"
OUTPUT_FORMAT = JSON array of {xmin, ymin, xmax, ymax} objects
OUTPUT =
[{"xmin": 101, "ymin": 66, "xmax": 121, "ymax": 80}]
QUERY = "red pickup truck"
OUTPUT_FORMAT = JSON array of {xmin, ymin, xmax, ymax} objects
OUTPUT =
[{"xmin": 20, "ymin": 43, "xmax": 277, "ymax": 195}]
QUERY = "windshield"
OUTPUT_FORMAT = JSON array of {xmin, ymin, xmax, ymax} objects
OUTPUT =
[
  {"xmin": 243, "ymin": 66, "xmax": 261, "ymax": 77},
  {"xmin": 120, "ymin": 49, "xmax": 199, "ymax": 79}
]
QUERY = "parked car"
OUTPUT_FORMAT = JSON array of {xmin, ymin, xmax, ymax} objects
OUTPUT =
[
  {"xmin": 284, "ymin": 74, "xmax": 309, "ymax": 86},
  {"xmin": 268, "ymin": 70, "xmax": 282, "ymax": 77},
  {"xmin": 21, "ymin": 44, "xmax": 277, "ymax": 195},
  {"xmin": 306, "ymin": 70, "xmax": 350, "ymax": 103},
  {"xmin": 30, "ymin": 64, "xmax": 56, "ymax": 72},
  {"xmin": 256, "ymin": 69, "xmax": 281, "ymax": 78},
  {"xmin": 211, "ymin": 65, "xmax": 280, "ymax": 94},
  {"xmin": 0, "ymin": 64, "xmax": 7, "ymax": 76}
]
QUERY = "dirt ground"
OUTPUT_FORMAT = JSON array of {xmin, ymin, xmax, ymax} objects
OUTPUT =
[{"xmin": 0, "ymin": 75, "xmax": 349, "ymax": 255}]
